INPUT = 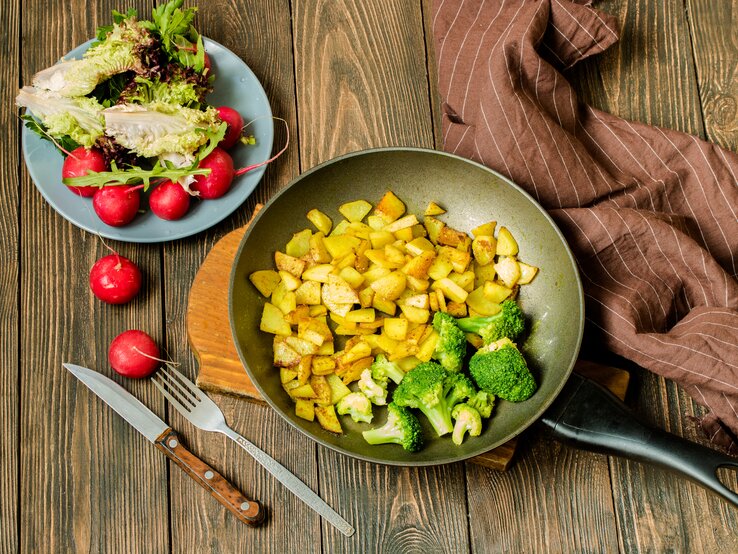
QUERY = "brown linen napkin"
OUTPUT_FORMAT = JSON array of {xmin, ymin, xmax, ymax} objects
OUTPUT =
[{"xmin": 432, "ymin": 0, "xmax": 738, "ymax": 451}]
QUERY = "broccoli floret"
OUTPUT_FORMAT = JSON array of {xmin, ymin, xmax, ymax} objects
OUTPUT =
[
  {"xmin": 362, "ymin": 403, "xmax": 424, "ymax": 452},
  {"xmin": 358, "ymin": 368, "xmax": 388, "ymax": 405},
  {"xmin": 467, "ymin": 390, "xmax": 494, "ymax": 418},
  {"xmin": 444, "ymin": 372, "xmax": 476, "ymax": 409},
  {"xmin": 451, "ymin": 404, "xmax": 482, "ymax": 445},
  {"xmin": 456, "ymin": 299, "xmax": 525, "ymax": 344},
  {"xmin": 371, "ymin": 354, "xmax": 405, "ymax": 385},
  {"xmin": 431, "ymin": 311, "xmax": 467, "ymax": 372},
  {"xmin": 468, "ymin": 338, "xmax": 536, "ymax": 402},
  {"xmin": 392, "ymin": 361, "xmax": 475, "ymax": 436},
  {"xmin": 336, "ymin": 392, "xmax": 374, "ymax": 424}
]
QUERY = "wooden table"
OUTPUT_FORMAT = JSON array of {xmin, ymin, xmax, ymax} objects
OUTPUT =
[{"xmin": 3, "ymin": 1, "xmax": 738, "ymax": 552}]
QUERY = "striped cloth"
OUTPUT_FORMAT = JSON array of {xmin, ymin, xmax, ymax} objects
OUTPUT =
[{"xmin": 432, "ymin": 0, "xmax": 738, "ymax": 451}]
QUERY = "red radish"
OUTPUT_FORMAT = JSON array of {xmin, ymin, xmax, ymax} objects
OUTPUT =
[
  {"xmin": 149, "ymin": 180, "xmax": 191, "ymax": 220},
  {"xmin": 191, "ymin": 147, "xmax": 234, "ymax": 199},
  {"xmin": 217, "ymin": 106, "xmax": 244, "ymax": 150},
  {"xmin": 89, "ymin": 254, "xmax": 142, "ymax": 304},
  {"xmin": 62, "ymin": 147, "xmax": 107, "ymax": 197},
  {"xmin": 203, "ymin": 52, "xmax": 212, "ymax": 74},
  {"xmin": 93, "ymin": 186, "xmax": 141, "ymax": 226},
  {"xmin": 109, "ymin": 330, "xmax": 160, "ymax": 379}
]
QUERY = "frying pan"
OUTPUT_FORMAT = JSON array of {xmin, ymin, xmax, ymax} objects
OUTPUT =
[{"xmin": 229, "ymin": 148, "xmax": 738, "ymax": 505}]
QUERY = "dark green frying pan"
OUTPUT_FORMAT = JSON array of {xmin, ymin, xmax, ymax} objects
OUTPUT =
[
  {"xmin": 229, "ymin": 148, "xmax": 738, "ymax": 505},
  {"xmin": 229, "ymin": 147, "xmax": 583, "ymax": 465}
]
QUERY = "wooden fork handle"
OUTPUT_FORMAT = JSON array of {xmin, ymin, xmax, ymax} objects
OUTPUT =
[{"xmin": 154, "ymin": 428, "xmax": 264, "ymax": 526}]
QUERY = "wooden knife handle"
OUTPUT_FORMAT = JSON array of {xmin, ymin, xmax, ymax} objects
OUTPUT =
[{"xmin": 154, "ymin": 428, "xmax": 264, "ymax": 526}]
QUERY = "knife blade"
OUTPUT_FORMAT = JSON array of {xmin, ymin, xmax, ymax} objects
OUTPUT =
[{"xmin": 64, "ymin": 363, "xmax": 264, "ymax": 526}]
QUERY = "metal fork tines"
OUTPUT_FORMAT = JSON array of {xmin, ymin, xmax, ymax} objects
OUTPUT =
[{"xmin": 151, "ymin": 364, "xmax": 355, "ymax": 537}]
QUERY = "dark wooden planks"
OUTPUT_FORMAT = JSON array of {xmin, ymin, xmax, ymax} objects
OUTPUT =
[
  {"xmin": 0, "ymin": 0, "xmax": 19, "ymax": 552},
  {"xmin": 161, "ymin": 1, "xmax": 318, "ymax": 551},
  {"xmin": 292, "ymin": 1, "xmax": 469, "ymax": 552},
  {"xmin": 687, "ymin": 0, "xmax": 738, "ymax": 150},
  {"xmin": 19, "ymin": 1, "xmax": 169, "ymax": 552},
  {"xmin": 567, "ymin": 1, "xmax": 738, "ymax": 551}
]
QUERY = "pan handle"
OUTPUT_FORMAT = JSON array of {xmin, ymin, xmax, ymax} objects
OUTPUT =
[{"xmin": 539, "ymin": 373, "xmax": 738, "ymax": 507}]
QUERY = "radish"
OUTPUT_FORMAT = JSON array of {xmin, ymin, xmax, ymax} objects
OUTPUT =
[
  {"xmin": 191, "ymin": 147, "xmax": 234, "ymax": 199},
  {"xmin": 109, "ymin": 330, "xmax": 161, "ymax": 379},
  {"xmin": 89, "ymin": 254, "xmax": 142, "ymax": 304},
  {"xmin": 63, "ymin": 147, "xmax": 107, "ymax": 197},
  {"xmin": 93, "ymin": 185, "xmax": 141, "ymax": 226},
  {"xmin": 149, "ymin": 180, "xmax": 190, "ymax": 220},
  {"xmin": 217, "ymin": 106, "xmax": 244, "ymax": 150}
]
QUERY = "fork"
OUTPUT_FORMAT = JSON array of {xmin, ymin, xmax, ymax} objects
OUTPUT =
[{"xmin": 152, "ymin": 363, "xmax": 355, "ymax": 537}]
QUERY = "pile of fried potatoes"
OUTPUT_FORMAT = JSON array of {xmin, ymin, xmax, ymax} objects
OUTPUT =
[{"xmin": 249, "ymin": 191, "xmax": 538, "ymax": 434}]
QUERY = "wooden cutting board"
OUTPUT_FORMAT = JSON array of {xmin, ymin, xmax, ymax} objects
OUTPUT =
[{"xmin": 186, "ymin": 209, "xmax": 630, "ymax": 471}]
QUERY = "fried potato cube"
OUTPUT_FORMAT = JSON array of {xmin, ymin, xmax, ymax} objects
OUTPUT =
[
  {"xmin": 416, "ymin": 330, "xmax": 439, "ymax": 362},
  {"xmin": 296, "ymin": 355, "xmax": 313, "ymax": 385},
  {"xmin": 302, "ymin": 264, "xmax": 335, "ymax": 283},
  {"xmin": 315, "ymin": 405, "xmax": 343, "ymax": 434},
  {"xmin": 285, "ymin": 229, "xmax": 312, "ymax": 258},
  {"xmin": 260, "ymin": 302, "xmax": 292, "ymax": 336},
  {"xmin": 372, "ymin": 295, "xmax": 397, "ymax": 316},
  {"xmin": 424, "ymin": 216, "xmax": 445, "ymax": 244},
  {"xmin": 280, "ymin": 367, "xmax": 298, "ymax": 383},
  {"xmin": 429, "ymin": 291, "xmax": 439, "ymax": 312},
  {"xmin": 323, "ymin": 235, "xmax": 361, "ymax": 259},
  {"xmin": 339, "ymin": 199, "xmax": 373, "ymax": 222},
  {"xmin": 449, "ymin": 271, "xmax": 476, "ymax": 292},
  {"xmin": 339, "ymin": 266, "xmax": 365, "ymax": 290},
  {"xmin": 365, "ymin": 249, "xmax": 400, "ymax": 269},
  {"xmin": 384, "ymin": 245, "xmax": 407, "ymax": 267},
  {"xmin": 494, "ymin": 256, "xmax": 521, "ymax": 288},
  {"xmin": 317, "ymin": 341, "xmax": 335, "ymax": 355},
  {"xmin": 473, "ymin": 261, "xmax": 497, "ymax": 288},
  {"xmin": 398, "ymin": 304, "xmax": 430, "ymax": 324},
  {"xmin": 342, "ymin": 341, "xmax": 372, "ymax": 364},
  {"xmin": 406, "ymin": 276, "xmax": 430, "ymax": 292},
  {"xmin": 518, "ymin": 261, "xmax": 539, "ymax": 284},
  {"xmin": 271, "ymin": 282, "xmax": 297, "ymax": 315},
  {"xmin": 402, "ymin": 250, "xmax": 435, "ymax": 280},
  {"xmin": 395, "ymin": 356, "xmax": 422, "ymax": 371},
  {"xmin": 295, "ymin": 280, "xmax": 321, "ymax": 305},
  {"xmin": 308, "ymin": 232, "xmax": 332, "ymax": 263},
  {"xmin": 384, "ymin": 317, "xmax": 408, "ymax": 341},
  {"xmin": 376, "ymin": 333, "xmax": 399, "ymax": 354},
  {"xmin": 483, "ymin": 280, "xmax": 513, "ymax": 303},
  {"xmin": 323, "ymin": 274, "xmax": 360, "ymax": 304},
  {"xmin": 446, "ymin": 301, "xmax": 468, "ymax": 318},
  {"xmin": 437, "ymin": 225, "xmax": 468, "ymax": 248},
  {"xmin": 389, "ymin": 341, "xmax": 419, "ymax": 361},
  {"xmin": 309, "ymin": 305, "xmax": 328, "ymax": 317},
  {"xmin": 326, "ymin": 373, "xmax": 352, "ymax": 404},
  {"xmin": 370, "ymin": 271, "xmax": 407, "ymax": 301},
  {"xmin": 249, "ymin": 270, "xmax": 281, "ymax": 297},
  {"xmin": 307, "ymin": 208, "xmax": 333, "ymax": 234},
  {"xmin": 406, "ymin": 237, "xmax": 435, "ymax": 256},
  {"xmin": 295, "ymin": 399, "xmax": 315, "ymax": 421},
  {"xmin": 341, "ymin": 357, "xmax": 373, "ymax": 384},
  {"xmin": 374, "ymin": 191, "xmax": 406, "ymax": 223},
  {"xmin": 425, "ymin": 201, "xmax": 446, "ymax": 216},
  {"xmin": 432, "ymin": 278, "xmax": 469, "ymax": 304},
  {"xmin": 438, "ymin": 246, "xmax": 471, "ymax": 273},
  {"xmin": 285, "ymin": 336, "xmax": 319, "ymax": 356},
  {"xmin": 289, "ymin": 382, "xmax": 317, "ymax": 399},
  {"xmin": 358, "ymin": 286, "xmax": 375, "ymax": 308},
  {"xmin": 275, "ymin": 251, "xmax": 306, "ymax": 278},
  {"xmin": 284, "ymin": 305, "xmax": 310, "ymax": 325},
  {"xmin": 330, "ymin": 219, "xmax": 351, "ymax": 236},
  {"xmin": 274, "ymin": 339, "xmax": 301, "ymax": 367},
  {"xmin": 427, "ymin": 255, "xmax": 454, "ymax": 281},
  {"xmin": 346, "ymin": 221, "xmax": 372, "ymax": 240},
  {"xmin": 370, "ymin": 230, "xmax": 395, "ymax": 249},
  {"xmin": 472, "ymin": 221, "xmax": 497, "ymax": 238},
  {"xmin": 346, "ymin": 308, "xmax": 376, "ymax": 323},
  {"xmin": 312, "ymin": 356, "xmax": 337, "ymax": 375},
  {"xmin": 436, "ymin": 289, "xmax": 447, "ymax": 313},
  {"xmin": 309, "ymin": 375, "xmax": 332, "ymax": 406},
  {"xmin": 366, "ymin": 215, "xmax": 386, "ymax": 230},
  {"xmin": 278, "ymin": 270, "xmax": 301, "ymax": 292},
  {"xmin": 384, "ymin": 214, "xmax": 418, "ymax": 234},
  {"xmin": 393, "ymin": 227, "xmax": 414, "ymax": 242},
  {"xmin": 496, "ymin": 226, "xmax": 519, "ymax": 256},
  {"xmin": 472, "ymin": 235, "xmax": 497, "ymax": 266},
  {"xmin": 362, "ymin": 265, "xmax": 392, "ymax": 284}
]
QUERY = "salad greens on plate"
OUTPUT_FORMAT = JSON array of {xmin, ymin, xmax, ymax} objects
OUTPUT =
[{"xmin": 17, "ymin": 0, "xmax": 231, "ymax": 194}]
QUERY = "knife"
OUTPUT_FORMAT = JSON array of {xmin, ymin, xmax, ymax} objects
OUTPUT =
[{"xmin": 64, "ymin": 363, "xmax": 264, "ymax": 526}]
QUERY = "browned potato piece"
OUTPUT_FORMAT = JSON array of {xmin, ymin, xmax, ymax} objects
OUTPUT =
[
  {"xmin": 309, "ymin": 375, "xmax": 332, "ymax": 405},
  {"xmin": 260, "ymin": 302, "xmax": 292, "ymax": 336},
  {"xmin": 425, "ymin": 201, "xmax": 446, "ymax": 216},
  {"xmin": 437, "ymin": 225, "xmax": 467, "ymax": 247},
  {"xmin": 273, "ymin": 339, "xmax": 301, "ymax": 367},
  {"xmin": 374, "ymin": 191, "xmax": 406, "ymax": 223},
  {"xmin": 339, "ymin": 199, "xmax": 372, "ymax": 222},
  {"xmin": 472, "ymin": 235, "xmax": 497, "ymax": 266},
  {"xmin": 370, "ymin": 271, "xmax": 407, "ymax": 301},
  {"xmin": 275, "ymin": 251, "xmax": 306, "ymax": 278},
  {"xmin": 307, "ymin": 208, "xmax": 332, "ymax": 234},
  {"xmin": 496, "ymin": 226, "xmax": 519, "ymax": 256},
  {"xmin": 424, "ymin": 216, "xmax": 445, "ymax": 244},
  {"xmin": 295, "ymin": 399, "xmax": 315, "ymax": 421},
  {"xmin": 312, "ymin": 356, "xmax": 337, "ymax": 375},
  {"xmin": 315, "ymin": 405, "xmax": 343, "ymax": 434},
  {"xmin": 249, "ymin": 270, "xmax": 281, "ymax": 297}
]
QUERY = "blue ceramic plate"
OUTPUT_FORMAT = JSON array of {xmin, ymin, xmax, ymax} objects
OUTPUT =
[{"xmin": 21, "ymin": 38, "xmax": 273, "ymax": 243}]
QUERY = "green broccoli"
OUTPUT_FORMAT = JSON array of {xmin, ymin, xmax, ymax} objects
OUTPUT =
[
  {"xmin": 392, "ymin": 362, "xmax": 474, "ymax": 436},
  {"xmin": 467, "ymin": 390, "xmax": 494, "ymax": 418},
  {"xmin": 362, "ymin": 403, "xmax": 424, "ymax": 452},
  {"xmin": 451, "ymin": 404, "xmax": 482, "ymax": 445},
  {"xmin": 336, "ymin": 392, "xmax": 374, "ymax": 424},
  {"xmin": 358, "ymin": 368, "xmax": 388, "ymax": 405},
  {"xmin": 468, "ymin": 338, "xmax": 536, "ymax": 402},
  {"xmin": 431, "ymin": 311, "xmax": 467, "ymax": 372},
  {"xmin": 370, "ymin": 354, "xmax": 405, "ymax": 385},
  {"xmin": 456, "ymin": 299, "xmax": 525, "ymax": 344}
]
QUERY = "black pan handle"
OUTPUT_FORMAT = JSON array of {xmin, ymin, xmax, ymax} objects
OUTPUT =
[{"xmin": 539, "ymin": 373, "xmax": 738, "ymax": 507}]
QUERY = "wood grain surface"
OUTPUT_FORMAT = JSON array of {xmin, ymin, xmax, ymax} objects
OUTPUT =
[{"xmin": 5, "ymin": 0, "xmax": 738, "ymax": 552}]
